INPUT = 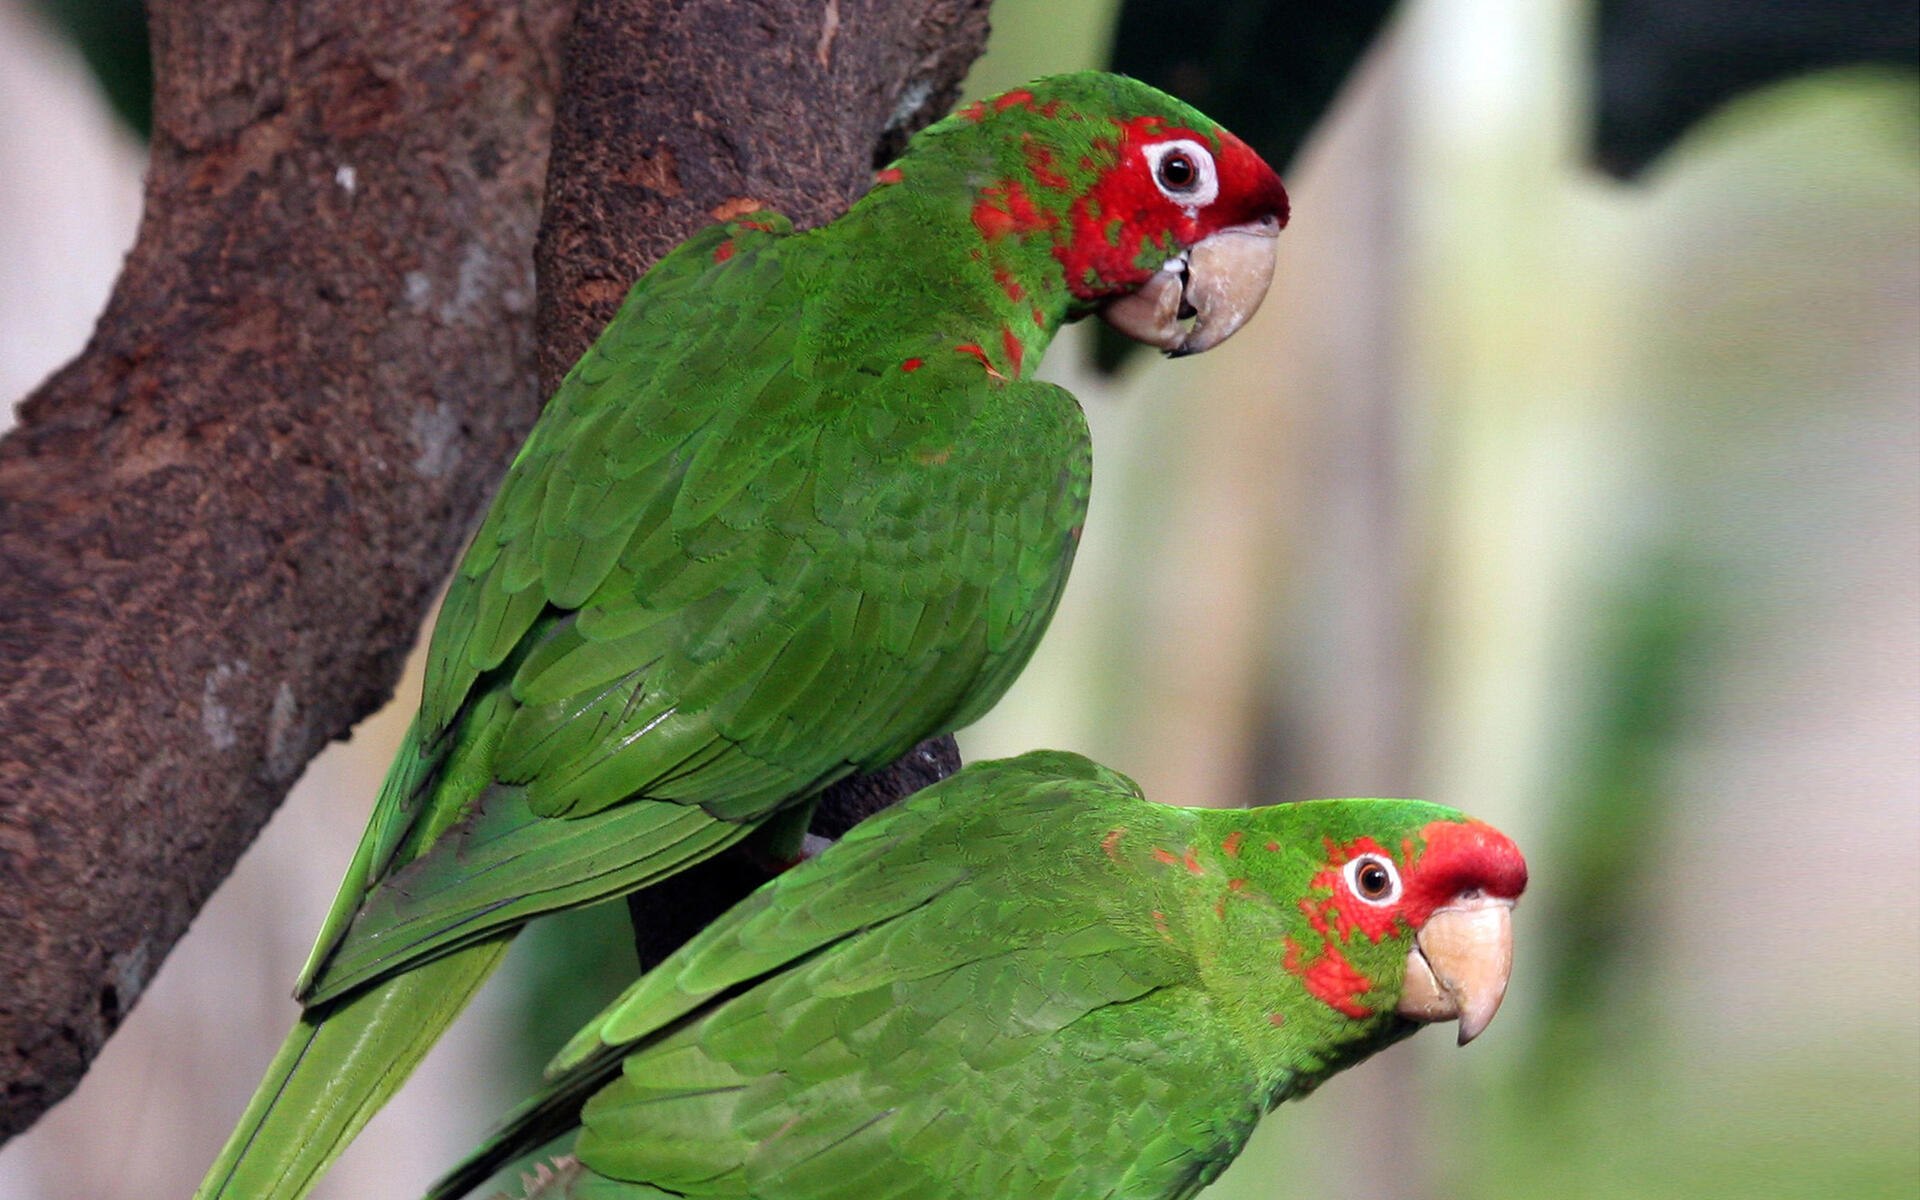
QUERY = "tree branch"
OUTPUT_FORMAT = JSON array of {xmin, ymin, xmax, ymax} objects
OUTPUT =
[
  {"xmin": 0, "ymin": 0, "xmax": 571, "ymax": 1137},
  {"xmin": 0, "ymin": 0, "xmax": 988, "ymax": 1141}
]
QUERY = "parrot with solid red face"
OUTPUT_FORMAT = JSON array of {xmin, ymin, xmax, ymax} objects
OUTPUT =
[{"xmin": 196, "ymin": 72, "xmax": 1289, "ymax": 1200}]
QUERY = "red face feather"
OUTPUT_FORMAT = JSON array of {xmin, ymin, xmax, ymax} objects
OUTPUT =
[
  {"xmin": 900, "ymin": 76, "xmax": 1294, "ymax": 362},
  {"xmin": 1282, "ymin": 819, "xmax": 1527, "ymax": 1019},
  {"xmin": 1398, "ymin": 819, "xmax": 1529, "ymax": 927},
  {"xmin": 1054, "ymin": 118, "xmax": 1290, "ymax": 301}
]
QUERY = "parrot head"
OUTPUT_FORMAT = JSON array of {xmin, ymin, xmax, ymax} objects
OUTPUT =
[
  {"xmin": 895, "ymin": 73, "xmax": 1290, "ymax": 355},
  {"xmin": 1226, "ymin": 800, "xmax": 1529, "ymax": 1050}
]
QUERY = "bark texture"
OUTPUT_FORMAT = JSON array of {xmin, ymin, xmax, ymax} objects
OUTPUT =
[
  {"xmin": 535, "ymin": 0, "xmax": 991, "ymax": 391},
  {"xmin": 0, "ymin": 0, "xmax": 988, "ymax": 1141}
]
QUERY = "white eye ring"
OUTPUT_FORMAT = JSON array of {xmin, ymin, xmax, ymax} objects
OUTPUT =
[
  {"xmin": 1344, "ymin": 855, "xmax": 1402, "ymax": 906},
  {"xmin": 1143, "ymin": 139, "xmax": 1219, "ymax": 212}
]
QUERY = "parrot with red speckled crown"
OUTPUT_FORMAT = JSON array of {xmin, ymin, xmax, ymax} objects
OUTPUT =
[
  {"xmin": 427, "ymin": 750, "xmax": 1528, "ymax": 1200},
  {"xmin": 196, "ymin": 73, "xmax": 1289, "ymax": 1200}
]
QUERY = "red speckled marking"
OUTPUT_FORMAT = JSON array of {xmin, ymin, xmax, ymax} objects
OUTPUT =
[
  {"xmin": 958, "ymin": 100, "xmax": 987, "ymax": 123},
  {"xmin": 1267, "ymin": 1011, "xmax": 1286, "ymax": 1027},
  {"xmin": 1101, "ymin": 827, "xmax": 1126, "ymax": 862},
  {"xmin": 1023, "ymin": 136, "xmax": 1070, "ymax": 190},
  {"xmin": 1264, "ymin": 841, "xmax": 1280, "ymax": 852},
  {"xmin": 899, "ymin": 357, "xmax": 924, "ymax": 373},
  {"xmin": 874, "ymin": 167, "xmax": 904, "ymax": 185},
  {"xmin": 1151, "ymin": 848, "xmax": 1180, "ymax": 868},
  {"xmin": 994, "ymin": 264, "xmax": 1026, "ymax": 303},
  {"xmin": 713, "ymin": 240, "xmax": 735, "ymax": 264},
  {"xmin": 953, "ymin": 343, "xmax": 1005, "ymax": 381},
  {"xmin": 1222, "ymin": 831, "xmax": 1244, "ymax": 858},
  {"xmin": 1308, "ymin": 835, "xmax": 1407, "ymax": 945},
  {"xmin": 1151, "ymin": 909, "xmax": 1172, "ymax": 941},
  {"xmin": 972, "ymin": 180, "xmax": 1054, "ymax": 242},
  {"xmin": 1280, "ymin": 821, "xmax": 1526, "ymax": 1022},
  {"xmin": 1284, "ymin": 935, "xmax": 1374, "ymax": 1019},
  {"xmin": 1213, "ymin": 875, "xmax": 1256, "ymax": 922},
  {"xmin": 987, "ymin": 88, "xmax": 1062, "ymax": 118},
  {"xmin": 1180, "ymin": 846, "xmax": 1203, "ymax": 876},
  {"xmin": 1053, "ymin": 115, "xmax": 1288, "ymax": 302},
  {"xmin": 1000, "ymin": 327, "xmax": 1024, "ymax": 378},
  {"xmin": 1030, "ymin": 305, "xmax": 1046, "ymax": 327}
]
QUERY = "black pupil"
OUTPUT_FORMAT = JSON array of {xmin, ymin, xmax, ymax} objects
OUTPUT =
[
  {"xmin": 1160, "ymin": 152, "xmax": 1195, "ymax": 188},
  {"xmin": 1358, "ymin": 862, "xmax": 1390, "ymax": 897}
]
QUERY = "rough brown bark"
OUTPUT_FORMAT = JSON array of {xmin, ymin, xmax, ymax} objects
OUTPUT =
[
  {"xmin": 534, "ymin": 0, "xmax": 991, "ymax": 392},
  {"xmin": 0, "ymin": 0, "xmax": 988, "ymax": 1142},
  {"xmin": 0, "ymin": 0, "xmax": 572, "ymax": 1139}
]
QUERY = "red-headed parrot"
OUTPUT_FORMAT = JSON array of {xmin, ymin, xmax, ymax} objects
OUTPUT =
[
  {"xmin": 196, "ymin": 73, "xmax": 1289, "ymax": 1200},
  {"xmin": 429, "ymin": 750, "xmax": 1528, "ymax": 1199}
]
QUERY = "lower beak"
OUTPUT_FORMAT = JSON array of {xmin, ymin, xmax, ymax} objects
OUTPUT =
[
  {"xmin": 1396, "ymin": 897, "xmax": 1515, "ymax": 1045},
  {"xmin": 1098, "ymin": 216, "xmax": 1282, "ymax": 356}
]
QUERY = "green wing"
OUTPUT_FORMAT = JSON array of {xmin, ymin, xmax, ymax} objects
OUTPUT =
[
  {"xmin": 431, "ymin": 753, "xmax": 1266, "ymax": 1200},
  {"xmin": 299, "ymin": 214, "xmax": 1091, "ymax": 1004}
]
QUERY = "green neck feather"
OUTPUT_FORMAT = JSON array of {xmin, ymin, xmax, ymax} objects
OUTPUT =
[{"xmin": 1137, "ymin": 800, "xmax": 1473, "ymax": 1103}]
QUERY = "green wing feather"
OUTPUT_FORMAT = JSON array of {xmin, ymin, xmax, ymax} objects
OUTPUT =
[
  {"xmin": 297, "ymin": 214, "xmax": 1090, "ymax": 1003},
  {"xmin": 210, "ymin": 203, "xmax": 1090, "ymax": 1200},
  {"xmin": 427, "ymin": 753, "xmax": 1269, "ymax": 1200}
]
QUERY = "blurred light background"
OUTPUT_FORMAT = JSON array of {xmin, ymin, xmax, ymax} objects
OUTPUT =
[{"xmin": 1, "ymin": 0, "xmax": 1915, "ymax": 1197}]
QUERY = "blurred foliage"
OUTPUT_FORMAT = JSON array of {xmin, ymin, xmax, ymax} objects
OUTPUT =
[
  {"xmin": 1109, "ymin": 0, "xmax": 1398, "ymax": 178},
  {"xmin": 504, "ymin": 900, "xmax": 640, "ymax": 1089},
  {"xmin": 1467, "ymin": 1047, "xmax": 1920, "ymax": 1199},
  {"xmin": 30, "ymin": 0, "xmax": 149, "ymax": 138},
  {"xmin": 1098, "ymin": 0, "xmax": 1920, "ymax": 367},
  {"xmin": 1518, "ymin": 550, "xmax": 1720, "ymax": 1100},
  {"xmin": 1595, "ymin": 0, "xmax": 1920, "ymax": 177}
]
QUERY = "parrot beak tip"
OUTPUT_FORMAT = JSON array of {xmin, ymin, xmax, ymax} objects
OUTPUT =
[
  {"xmin": 1097, "ymin": 218, "xmax": 1281, "ymax": 356},
  {"xmin": 1395, "ymin": 897, "xmax": 1515, "ymax": 1046}
]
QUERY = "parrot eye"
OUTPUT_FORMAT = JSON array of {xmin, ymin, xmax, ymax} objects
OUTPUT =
[
  {"xmin": 1144, "ymin": 139, "xmax": 1219, "ymax": 209},
  {"xmin": 1344, "ymin": 855, "xmax": 1402, "ymax": 906}
]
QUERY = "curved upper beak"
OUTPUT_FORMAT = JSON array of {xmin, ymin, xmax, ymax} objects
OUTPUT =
[
  {"xmin": 1098, "ymin": 215, "xmax": 1282, "ymax": 357},
  {"xmin": 1395, "ymin": 896, "xmax": 1515, "ymax": 1045}
]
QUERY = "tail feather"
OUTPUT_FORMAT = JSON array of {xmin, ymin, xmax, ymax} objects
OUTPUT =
[
  {"xmin": 194, "ymin": 936, "xmax": 512, "ymax": 1200},
  {"xmin": 473, "ymin": 1155, "xmax": 675, "ymax": 1200},
  {"xmin": 426, "ymin": 1044, "xmax": 628, "ymax": 1200}
]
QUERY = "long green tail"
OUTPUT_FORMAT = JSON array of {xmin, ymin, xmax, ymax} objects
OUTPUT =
[{"xmin": 194, "ymin": 936, "xmax": 512, "ymax": 1200}]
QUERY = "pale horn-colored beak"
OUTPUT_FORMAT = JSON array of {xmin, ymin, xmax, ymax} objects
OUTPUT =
[
  {"xmin": 1396, "ymin": 896, "xmax": 1515, "ymax": 1045},
  {"xmin": 1098, "ymin": 215, "xmax": 1282, "ymax": 356}
]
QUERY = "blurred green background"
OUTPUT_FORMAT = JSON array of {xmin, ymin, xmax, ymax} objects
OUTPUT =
[{"xmin": 0, "ymin": 0, "xmax": 1914, "ymax": 1197}]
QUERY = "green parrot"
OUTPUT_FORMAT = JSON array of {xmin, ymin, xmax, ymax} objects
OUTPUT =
[
  {"xmin": 197, "ymin": 73, "xmax": 1290, "ymax": 1200},
  {"xmin": 426, "ymin": 750, "xmax": 1528, "ymax": 1200}
]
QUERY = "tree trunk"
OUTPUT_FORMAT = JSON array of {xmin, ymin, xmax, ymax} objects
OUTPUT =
[{"xmin": 0, "ymin": 0, "xmax": 988, "ymax": 1142}]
